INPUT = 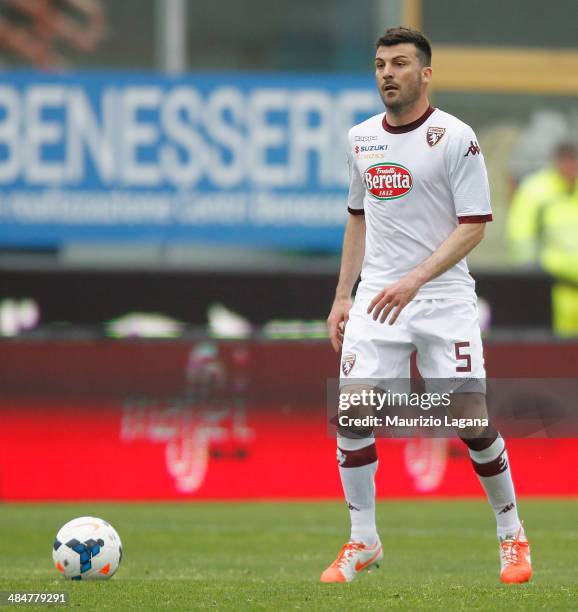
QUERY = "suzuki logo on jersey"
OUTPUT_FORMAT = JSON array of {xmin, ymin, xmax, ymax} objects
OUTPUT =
[
  {"xmin": 363, "ymin": 163, "xmax": 413, "ymax": 200},
  {"xmin": 355, "ymin": 144, "xmax": 388, "ymax": 159},
  {"xmin": 359, "ymin": 145, "xmax": 388, "ymax": 152}
]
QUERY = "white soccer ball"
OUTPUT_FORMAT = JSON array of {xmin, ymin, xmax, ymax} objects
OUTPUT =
[{"xmin": 52, "ymin": 516, "xmax": 123, "ymax": 580}]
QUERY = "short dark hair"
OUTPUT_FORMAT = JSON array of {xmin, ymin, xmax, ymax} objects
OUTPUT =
[{"xmin": 375, "ymin": 27, "xmax": 432, "ymax": 67}]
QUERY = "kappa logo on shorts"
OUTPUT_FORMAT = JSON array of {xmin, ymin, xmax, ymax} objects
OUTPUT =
[
  {"xmin": 341, "ymin": 353, "xmax": 356, "ymax": 376},
  {"xmin": 426, "ymin": 126, "xmax": 446, "ymax": 147}
]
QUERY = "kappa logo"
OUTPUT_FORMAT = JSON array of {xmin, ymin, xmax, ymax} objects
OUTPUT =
[
  {"xmin": 427, "ymin": 126, "xmax": 446, "ymax": 147},
  {"xmin": 363, "ymin": 163, "xmax": 413, "ymax": 200},
  {"xmin": 347, "ymin": 501, "xmax": 360, "ymax": 511},
  {"xmin": 498, "ymin": 502, "xmax": 516, "ymax": 515},
  {"xmin": 354, "ymin": 135, "xmax": 378, "ymax": 142},
  {"xmin": 464, "ymin": 140, "xmax": 481, "ymax": 157},
  {"xmin": 341, "ymin": 353, "xmax": 356, "ymax": 376}
]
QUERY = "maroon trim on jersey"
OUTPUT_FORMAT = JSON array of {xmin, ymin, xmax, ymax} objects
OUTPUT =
[
  {"xmin": 338, "ymin": 444, "xmax": 378, "ymax": 468},
  {"xmin": 348, "ymin": 207, "xmax": 365, "ymax": 215},
  {"xmin": 458, "ymin": 214, "xmax": 493, "ymax": 224},
  {"xmin": 382, "ymin": 105, "xmax": 435, "ymax": 134}
]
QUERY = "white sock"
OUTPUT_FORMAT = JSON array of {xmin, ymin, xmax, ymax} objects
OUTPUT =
[
  {"xmin": 468, "ymin": 436, "xmax": 523, "ymax": 538},
  {"xmin": 337, "ymin": 434, "xmax": 378, "ymax": 546}
]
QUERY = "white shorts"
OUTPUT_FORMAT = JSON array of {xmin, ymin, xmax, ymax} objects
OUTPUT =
[{"xmin": 340, "ymin": 296, "xmax": 486, "ymax": 392}]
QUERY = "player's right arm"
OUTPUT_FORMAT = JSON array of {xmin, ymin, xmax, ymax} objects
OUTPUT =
[
  {"xmin": 328, "ymin": 137, "xmax": 366, "ymax": 353},
  {"xmin": 328, "ymin": 214, "xmax": 366, "ymax": 352}
]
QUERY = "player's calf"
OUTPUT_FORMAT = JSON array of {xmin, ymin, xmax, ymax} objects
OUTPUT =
[
  {"xmin": 457, "ymin": 421, "xmax": 532, "ymax": 582},
  {"xmin": 459, "ymin": 424, "xmax": 523, "ymax": 534},
  {"xmin": 332, "ymin": 386, "xmax": 381, "ymax": 569}
]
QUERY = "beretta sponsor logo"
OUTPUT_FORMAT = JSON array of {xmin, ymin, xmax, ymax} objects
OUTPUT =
[{"xmin": 363, "ymin": 163, "xmax": 413, "ymax": 200}]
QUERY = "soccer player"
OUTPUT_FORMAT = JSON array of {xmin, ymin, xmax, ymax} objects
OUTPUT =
[{"xmin": 322, "ymin": 27, "xmax": 532, "ymax": 584}]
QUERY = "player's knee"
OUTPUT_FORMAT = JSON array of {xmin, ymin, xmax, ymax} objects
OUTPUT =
[
  {"xmin": 337, "ymin": 421, "xmax": 374, "ymax": 439},
  {"xmin": 449, "ymin": 392, "xmax": 489, "ymax": 440},
  {"xmin": 337, "ymin": 386, "xmax": 377, "ymax": 439},
  {"xmin": 459, "ymin": 424, "xmax": 499, "ymax": 450}
]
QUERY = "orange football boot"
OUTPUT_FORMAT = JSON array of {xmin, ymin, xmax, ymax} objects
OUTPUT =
[
  {"xmin": 499, "ymin": 526, "xmax": 532, "ymax": 583},
  {"xmin": 320, "ymin": 540, "xmax": 383, "ymax": 583}
]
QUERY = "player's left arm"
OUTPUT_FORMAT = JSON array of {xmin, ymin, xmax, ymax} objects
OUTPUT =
[{"xmin": 368, "ymin": 125, "xmax": 491, "ymax": 324}]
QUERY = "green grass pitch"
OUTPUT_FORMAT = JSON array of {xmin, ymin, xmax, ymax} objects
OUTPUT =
[{"xmin": 1, "ymin": 500, "xmax": 577, "ymax": 610}]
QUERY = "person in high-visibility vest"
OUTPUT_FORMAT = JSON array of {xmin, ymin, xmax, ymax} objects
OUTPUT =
[{"xmin": 507, "ymin": 143, "xmax": 578, "ymax": 335}]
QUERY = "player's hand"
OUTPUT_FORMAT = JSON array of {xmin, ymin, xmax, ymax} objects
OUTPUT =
[
  {"xmin": 367, "ymin": 274, "xmax": 422, "ymax": 325},
  {"xmin": 327, "ymin": 296, "xmax": 352, "ymax": 353}
]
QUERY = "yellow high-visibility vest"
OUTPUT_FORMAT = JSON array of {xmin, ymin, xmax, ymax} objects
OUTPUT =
[
  {"xmin": 540, "ymin": 195, "xmax": 578, "ymax": 285},
  {"xmin": 535, "ymin": 194, "xmax": 578, "ymax": 336},
  {"xmin": 507, "ymin": 168, "xmax": 578, "ymax": 264}
]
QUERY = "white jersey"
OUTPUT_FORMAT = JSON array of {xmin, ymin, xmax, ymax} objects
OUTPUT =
[{"xmin": 347, "ymin": 106, "xmax": 492, "ymax": 301}]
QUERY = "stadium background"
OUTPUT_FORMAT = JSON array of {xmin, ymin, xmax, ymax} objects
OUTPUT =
[{"xmin": 1, "ymin": 0, "xmax": 577, "ymax": 503}]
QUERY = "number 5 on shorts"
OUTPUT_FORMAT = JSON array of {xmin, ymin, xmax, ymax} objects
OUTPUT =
[{"xmin": 454, "ymin": 341, "xmax": 471, "ymax": 372}]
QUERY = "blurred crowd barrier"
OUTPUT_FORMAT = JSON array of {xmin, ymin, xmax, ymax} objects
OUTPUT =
[
  {"xmin": 1, "ymin": 337, "xmax": 577, "ymax": 500},
  {"xmin": 0, "ymin": 71, "xmax": 378, "ymax": 250},
  {"xmin": 1, "ymin": 0, "xmax": 578, "ymax": 271},
  {"xmin": 0, "ymin": 70, "xmax": 577, "ymax": 271}
]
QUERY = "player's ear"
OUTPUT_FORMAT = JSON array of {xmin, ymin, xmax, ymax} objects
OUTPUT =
[{"xmin": 422, "ymin": 66, "xmax": 432, "ymax": 85}]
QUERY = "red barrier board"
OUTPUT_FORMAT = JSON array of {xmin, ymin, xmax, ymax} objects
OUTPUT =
[
  {"xmin": 1, "ymin": 338, "xmax": 577, "ymax": 500},
  {"xmin": 1, "ymin": 403, "xmax": 577, "ymax": 500}
]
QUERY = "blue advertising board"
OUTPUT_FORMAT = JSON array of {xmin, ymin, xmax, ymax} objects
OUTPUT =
[{"xmin": 0, "ymin": 71, "xmax": 381, "ymax": 249}]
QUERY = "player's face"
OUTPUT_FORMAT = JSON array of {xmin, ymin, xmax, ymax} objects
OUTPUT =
[{"xmin": 375, "ymin": 44, "xmax": 431, "ymax": 112}]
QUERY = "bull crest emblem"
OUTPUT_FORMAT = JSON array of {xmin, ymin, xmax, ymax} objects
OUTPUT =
[
  {"xmin": 341, "ymin": 353, "xmax": 356, "ymax": 376},
  {"xmin": 427, "ymin": 126, "xmax": 446, "ymax": 147}
]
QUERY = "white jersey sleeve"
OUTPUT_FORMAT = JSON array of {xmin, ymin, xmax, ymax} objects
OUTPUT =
[
  {"xmin": 346, "ymin": 132, "xmax": 365, "ymax": 215},
  {"xmin": 445, "ymin": 125, "xmax": 492, "ymax": 221}
]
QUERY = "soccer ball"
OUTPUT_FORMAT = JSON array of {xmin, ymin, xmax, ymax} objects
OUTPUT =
[{"xmin": 52, "ymin": 516, "xmax": 122, "ymax": 580}]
